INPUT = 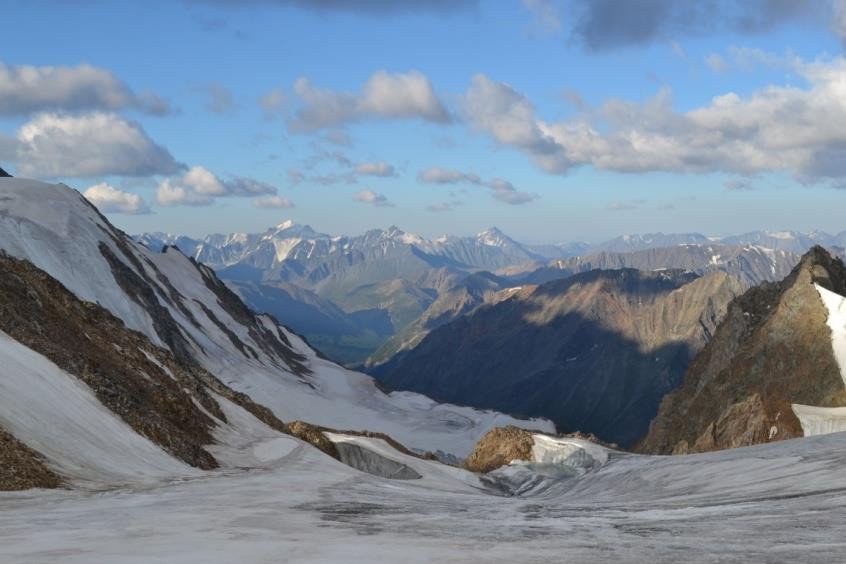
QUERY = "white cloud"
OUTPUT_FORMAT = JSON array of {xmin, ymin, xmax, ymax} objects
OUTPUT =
[
  {"xmin": 418, "ymin": 166, "xmax": 537, "ymax": 205},
  {"xmin": 486, "ymin": 178, "xmax": 537, "ymax": 205},
  {"xmin": 462, "ymin": 58, "xmax": 846, "ymax": 184},
  {"xmin": 356, "ymin": 161, "xmax": 396, "ymax": 177},
  {"xmin": 156, "ymin": 165, "xmax": 277, "ymax": 206},
  {"xmin": 353, "ymin": 189, "xmax": 392, "ymax": 206},
  {"xmin": 82, "ymin": 183, "xmax": 151, "ymax": 214},
  {"xmin": 463, "ymin": 74, "xmax": 567, "ymax": 172},
  {"xmin": 0, "ymin": 61, "xmax": 170, "ymax": 116},
  {"xmin": 253, "ymin": 195, "xmax": 295, "ymax": 209},
  {"xmin": 182, "ymin": 165, "xmax": 227, "ymax": 195},
  {"xmin": 289, "ymin": 70, "xmax": 450, "ymax": 131},
  {"xmin": 226, "ymin": 176, "xmax": 278, "ymax": 196},
  {"xmin": 14, "ymin": 112, "xmax": 181, "ymax": 178},
  {"xmin": 156, "ymin": 178, "xmax": 214, "ymax": 207}
]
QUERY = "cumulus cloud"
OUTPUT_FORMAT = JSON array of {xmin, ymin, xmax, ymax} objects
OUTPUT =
[
  {"xmin": 156, "ymin": 179, "xmax": 214, "ymax": 207},
  {"xmin": 13, "ymin": 112, "xmax": 181, "ymax": 178},
  {"xmin": 462, "ymin": 75, "xmax": 565, "ymax": 172},
  {"xmin": 289, "ymin": 70, "xmax": 450, "ymax": 132},
  {"xmin": 569, "ymin": 0, "xmax": 829, "ymax": 51},
  {"xmin": 83, "ymin": 182, "xmax": 151, "ymax": 214},
  {"xmin": 253, "ymin": 195, "xmax": 295, "ymax": 209},
  {"xmin": 418, "ymin": 165, "xmax": 537, "ymax": 205},
  {"xmin": 0, "ymin": 61, "xmax": 170, "ymax": 116},
  {"xmin": 486, "ymin": 178, "xmax": 537, "ymax": 205},
  {"xmin": 156, "ymin": 165, "xmax": 277, "ymax": 206},
  {"xmin": 462, "ymin": 59, "xmax": 846, "ymax": 185},
  {"xmin": 356, "ymin": 161, "xmax": 396, "ymax": 177},
  {"xmin": 353, "ymin": 189, "xmax": 392, "ymax": 206}
]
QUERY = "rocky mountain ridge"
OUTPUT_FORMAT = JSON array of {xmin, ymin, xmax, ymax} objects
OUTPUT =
[{"xmin": 638, "ymin": 246, "xmax": 846, "ymax": 454}]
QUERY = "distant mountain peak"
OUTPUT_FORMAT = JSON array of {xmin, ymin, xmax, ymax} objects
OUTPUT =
[
  {"xmin": 476, "ymin": 227, "xmax": 512, "ymax": 247},
  {"xmin": 276, "ymin": 219, "xmax": 296, "ymax": 230},
  {"xmin": 0, "ymin": 166, "xmax": 11, "ymax": 178}
]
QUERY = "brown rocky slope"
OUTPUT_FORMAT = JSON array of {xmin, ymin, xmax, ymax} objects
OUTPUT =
[
  {"xmin": 0, "ymin": 251, "xmax": 288, "ymax": 488},
  {"xmin": 638, "ymin": 246, "xmax": 846, "ymax": 454}
]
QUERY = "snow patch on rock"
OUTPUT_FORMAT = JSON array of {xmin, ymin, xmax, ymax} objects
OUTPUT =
[
  {"xmin": 792, "ymin": 404, "xmax": 846, "ymax": 437},
  {"xmin": 814, "ymin": 283, "xmax": 846, "ymax": 386}
]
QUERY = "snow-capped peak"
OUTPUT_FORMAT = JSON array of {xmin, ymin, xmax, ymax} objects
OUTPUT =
[
  {"xmin": 476, "ymin": 227, "xmax": 511, "ymax": 247},
  {"xmin": 276, "ymin": 219, "xmax": 296, "ymax": 231}
]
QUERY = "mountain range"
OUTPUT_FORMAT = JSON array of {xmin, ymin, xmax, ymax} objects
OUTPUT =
[
  {"xmin": 138, "ymin": 224, "xmax": 843, "ymax": 366},
  {"xmin": 4, "ymin": 175, "xmax": 846, "ymax": 561}
]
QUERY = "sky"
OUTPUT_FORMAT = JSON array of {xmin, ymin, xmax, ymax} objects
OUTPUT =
[{"xmin": 1, "ymin": 0, "xmax": 845, "ymax": 243}]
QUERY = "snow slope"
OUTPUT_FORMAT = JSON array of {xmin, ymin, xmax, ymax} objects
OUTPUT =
[
  {"xmin": 0, "ymin": 178, "xmax": 550, "ymax": 458},
  {"xmin": 2, "ymin": 430, "xmax": 846, "ymax": 562},
  {"xmin": 0, "ymin": 331, "xmax": 196, "ymax": 487}
]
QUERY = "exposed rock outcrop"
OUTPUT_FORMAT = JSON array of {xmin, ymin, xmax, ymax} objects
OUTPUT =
[
  {"xmin": 0, "ymin": 427, "xmax": 61, "ymax": 491},
  {"xmin": 639, "ymin": 246, "xmax": 846, "ymax": 454},
  {"xmin": 463, "ymin": 426, "xmax": 535, "ymax": 473},
  {"xmin": 0, "ymin": 167, "xmax": 11, "ymax": 178}
]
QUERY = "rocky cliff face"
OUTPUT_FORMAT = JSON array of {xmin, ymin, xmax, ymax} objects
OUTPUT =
[
  {"xmin": 373, "ymin": 269, "xmax": 742, "ymax": 447},
  {"xmin": 638, "ymin": 246, "xmax": 846, "ymax": 454}
]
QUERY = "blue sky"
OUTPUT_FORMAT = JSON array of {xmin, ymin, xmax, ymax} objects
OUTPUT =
[{"xmin": 1, "ymin": 0, "xmax": 845, "ymax": 242}]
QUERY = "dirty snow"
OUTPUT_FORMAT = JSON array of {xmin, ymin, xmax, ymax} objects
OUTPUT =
[{"xmin": 3, "ymin": 431, "xmax": 846, "ymax": 562}]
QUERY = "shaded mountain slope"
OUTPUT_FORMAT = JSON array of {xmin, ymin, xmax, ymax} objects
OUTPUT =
[{"xmin": 372, "ymin": 269, "xmax": 742, "ymax": 447}]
